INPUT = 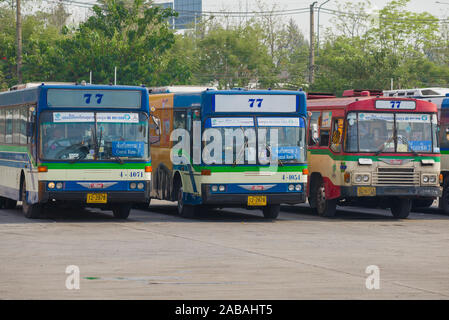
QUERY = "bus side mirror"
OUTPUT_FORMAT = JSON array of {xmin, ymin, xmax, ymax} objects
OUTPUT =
[{"xmin": 150, "ymin": 115, "xmax": 161, "ymax": 145}]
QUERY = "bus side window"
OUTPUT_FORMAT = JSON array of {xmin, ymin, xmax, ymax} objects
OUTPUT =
[
  {"xmin": 20, "ymin": 107, "xmax": 28, "ymax": 145},
  {"xmin": 0, "ymin": 109, "xmax": 4, "ymax": 143},
  {"xmin": 319, "ymin": 111, "xmax": 332, "ymax": 147},
  {"xmin": 5, "ymin": 109, "xmax": 12, "ymax": 144},
  {"xmin": 320, "ymin": 130, "xmax": 330, "ymax": 147},
  {"xmin": 330, "ymin": 118, "xmax": 343, "ymax": 152},
  {"xmin": 174, "ymin": 110, "xmax": 186, "ymax": 130},
  {"xmin": 308, "ymin": 112, "xmax": 320, "ymax": 146},
  {"xmin": 12, "ymin": 109, "xmax": 21, "ymax": 144},
  {"xmin": 441, "ymin": 123, "xmax": 449, "ymax": 150}
]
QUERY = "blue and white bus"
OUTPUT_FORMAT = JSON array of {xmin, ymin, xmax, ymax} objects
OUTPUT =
[
  {"xmin": 148, "ymin": 87, "xmax": 308, "ymax": 219},
  {"xmin": 0, "ymin": 83, "xmax": 151, "ymax": 219}
]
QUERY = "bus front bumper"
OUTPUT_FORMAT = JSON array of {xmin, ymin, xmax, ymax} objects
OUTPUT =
[
  {"xmin": 39, "ymin": 181, "xmax": 151, "ymax": 205},
  {"xmin": 340, "ymin": 186, "xmax": 441, "ymax": 198},
  {"xmin": 201, "ymin": 185, "xmax": 306, "ymax": 206}
]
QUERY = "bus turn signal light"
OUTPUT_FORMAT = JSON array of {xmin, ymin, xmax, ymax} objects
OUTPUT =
[
  {"xmin": 344, "ymin": 172, "xmax": 351, "ymax": 183},
  {"xmin": 302, "ymin": 169, "xmax": 309, "ymax": 175},
  {"xmin": 201, "ymin": 169, "xmax": 211, "ymax": 176},
  {"xmin": 145, "ymin": 166, "xmax": 152, "ymax": 172},
  {"xmin": 440, "ymin": 174, "xmax": 443, "ymax": 184},
  {"xmin": 38, "ymin": 166, "xmax": 48, "ymax": 172}
]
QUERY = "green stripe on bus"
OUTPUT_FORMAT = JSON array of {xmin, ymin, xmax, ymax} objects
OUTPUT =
[
  {"xmin": 192, "ymin": 165, "xmax": 307, "ymax": 173},
  {"xmin": 0, "ymin": 145, "xmax": 29, "ymax": 152},
  {"xmin": 309, "ymin": 149, "xmax": 440, "ymax": 162},
  {"xmin": 41, "ymin": 162, "xmax": 151, "ymax": 170}
]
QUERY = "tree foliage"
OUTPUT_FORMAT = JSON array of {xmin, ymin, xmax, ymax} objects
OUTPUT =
[{"xmin": 1, "ymin": 0, "xmax": 449, "ymax": 95}]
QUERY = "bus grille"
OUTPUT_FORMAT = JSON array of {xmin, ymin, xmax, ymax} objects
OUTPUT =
[{"xmin": 372, "ymin": 168, "xmax": 419, "ymax": 186}]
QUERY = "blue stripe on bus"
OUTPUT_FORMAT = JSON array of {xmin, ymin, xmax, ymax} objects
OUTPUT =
[
  {"xmin": 0, "ymin": 184, "xmax": 38, "ymax": 204},
  {"xmin": 0, "ymin": 151, "xmax": 29, "ymax": 161},
  {"xmin": 0, "ymin": 159, "xmax": 28, "ymax": 168},
  {"xmin": 208, "ymin": 183, "xmax": 304, "ymax": 194}
]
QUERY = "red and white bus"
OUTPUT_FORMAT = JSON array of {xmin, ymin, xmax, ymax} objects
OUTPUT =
[{"xmin": 307, "ymin": 90, "xmax": 441, "ymax": 218}]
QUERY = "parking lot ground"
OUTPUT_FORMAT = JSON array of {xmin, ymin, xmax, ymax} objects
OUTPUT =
[{"xmin": 1, "ymin": 200, "xmax": 449, "ymax": 299}]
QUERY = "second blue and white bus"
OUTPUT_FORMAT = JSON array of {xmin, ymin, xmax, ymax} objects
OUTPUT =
[{"xmin": 148, "ymin": 87, "xmax": 308, "ymax": 219}]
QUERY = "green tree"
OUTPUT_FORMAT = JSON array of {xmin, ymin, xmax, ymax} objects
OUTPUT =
[
  {"xmin": 194, "ymin": 24, "xmax": 274, "ymax": 89},
  {"xmin": 313, "ymin": 0, "xmax": 449, "ymax": 94},
  {"xmin": 46, "ymin": 0, "xmax": 178, "ymax": 85}
]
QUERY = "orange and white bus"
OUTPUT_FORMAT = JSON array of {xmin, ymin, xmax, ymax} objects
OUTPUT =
[{"xmin": 307, "ymin": 90, "xmax": 441, "ymax": 218}]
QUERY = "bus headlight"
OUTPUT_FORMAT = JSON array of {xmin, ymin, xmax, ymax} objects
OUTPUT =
[
  {"xmin": 363, "ymin": 175, "xmax": 370, "ymax": 182},
  {"xmin": 355, "ymin": 175, "xmax": 362, "ymax": 183},
  {"xmin": 211, "ymin": 185, "xmax": 218, "ymax": 192},
  {"xmin": 48, "ymin": 182, "xmax": 55, "ymax": 189},
  {"xmin": 130, "ymin": 182, "xmax": 137, "ymax": 189},
  {"xmin": 295, "ymin": 184, "xmax": 302, "ymax": 191},
  {"xmin": 219, "ymin": 185, "xmax": 226, "ymax": 192},
  {"xmin": 137, "ymin": 183, "xmax": 144, "ymax": 190},
  {"xmin": 56, "ymin": 182, "xmax": 63, "ymax": 189},
  {"xmin": 288, "ymin": 184, "xmax": 295, "ymax": 191},
  {"xmin": 423, "ymin": 176, "xmax": 429, "ymax": 183},
  {"xmin": 429, "ymin": 175, "xmax": 437, "ymax": 183}
]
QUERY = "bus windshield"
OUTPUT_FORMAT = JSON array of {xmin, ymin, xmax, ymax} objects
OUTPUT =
[
  {"xmin": 204, "ymin": 116, "xmax": 306, "ymax": 165},
  {"xmin": 257, "ymin": 117, "xmax": 306, "ymax": 164},
  {"xmin": 40, "ymin": 111, "xmax": 149, "ymax": 161},
  {"xmin": 346, "ymin": 112, "xmax": 438, "ymax": 153}
]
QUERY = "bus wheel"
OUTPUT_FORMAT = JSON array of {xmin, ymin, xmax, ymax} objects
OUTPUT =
[
  {"xmin": 314, "ymin": 181, "xmax": 336, "ymax": 217},
  {"xmin": 112, "ymin": 204, "xmax": 131, "ymax": 219},
  {"xmin": 412, "ymin": 198, "xmax": 434, "ymax": 209},
  {"xmin": 21, "ymin": 180, "xmax": 41, "ymax": 219},
  {"xmin": 262, "ymin": 205, "xmax": 280, "ymax": 219},
  {"xmin": 0, "ymin": 197, "xmax": 16, "ymax": 209},
  {"xmin": 390, "ymin": 198, "xmax": 411, "ymax": 219},
  {"xmin": 440, "ymin": 178, "xmax": 449, "ymax": 214},
  {"xmin": 177, "ymin": 186, "xmax": 196, "ymax": 218}
]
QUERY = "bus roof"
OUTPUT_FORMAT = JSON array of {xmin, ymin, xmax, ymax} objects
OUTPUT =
[
  {"xmin": 149, "ymin": 86, "xmax": 217, "ymax": 94},
  {"xmin": 383, "ymin": 87, "xmax": 449, "ymax": 97},
  {"xmin": 0, "ymin": 84, "xmax": 148, "ymax": 108},
  {"xmin": 307, "ymin": 96, "xmax": 437, "ymax": 113}
]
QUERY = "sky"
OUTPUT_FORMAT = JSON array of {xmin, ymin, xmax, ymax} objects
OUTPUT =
[
  {"xmin": 154, "ymin": 0, "xmax": 449, "ymax": 36},
  {"xmin": 33, "ymin": 0, "xmax": 449, "ymax": 34}
]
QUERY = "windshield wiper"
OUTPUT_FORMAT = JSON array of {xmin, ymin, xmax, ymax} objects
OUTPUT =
[
  {"xmin": 375, "ymin": 135, "xmax": 395, "ymax": 155},
  {"xmin": 114, "ymin": 156, "xmax": 124, "ymax": 164},
  {"xmin": 397, "ymin": 135, "xmax": 419, "ymax": 156}
]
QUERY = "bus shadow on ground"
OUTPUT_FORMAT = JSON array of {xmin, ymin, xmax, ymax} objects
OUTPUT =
[
  {"xmin": 281, "ymin": 204, "xmax": 449, "ymax": 221},
  {"xmin": 142, "ymin": 204, "xmax": 276, "ymax": 223}
]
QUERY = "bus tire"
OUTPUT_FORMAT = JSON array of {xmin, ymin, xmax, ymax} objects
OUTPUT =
[
  {"xmin": 314, "ymin": 180, "xmax": 336, "ymax": 217},
  {"xmin": 390, "ymin": 198, "xmax": 411, "ymax": 219},
  {"xmin": 440, "ymin": 177, "xmax": 449, "ymax": 214},
  {"xmin": 412, "ymin": 198, "xmax": 434, "ymax": 209},
  {"xmin": 177, "ymin": 186, "xmax": 196, "ymax": 218},
  {"xmin": 112, "ymin": 204, "xmax": 131, "ymax": 219},
  {"xmin": 262, "ymin": 205, "xmax": 280, "ymax": 219},
  {"xmin": 21, "ymin": 180, "xmax": 41, "ymax": 219}
]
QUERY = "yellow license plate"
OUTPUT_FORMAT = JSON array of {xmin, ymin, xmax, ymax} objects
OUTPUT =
[
  {"xmin": 87, "ymin": 193, "xmax": 107, "ymax": 204},
  {"xmin": 248, "ymin": 196, "xmax": 267, "ymax": 206},
  {"xmin": 357, "ymin": 187, "xmax": 376, "ymax": 197}
]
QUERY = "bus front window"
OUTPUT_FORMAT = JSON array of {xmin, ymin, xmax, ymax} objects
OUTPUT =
[
  {"xmin": 40, "ymin": 113, "xmax": 95, "ymax": 160},
  {"xmin": 345, "ymin": 112, "xmax": 435, "ymax": 153},
  {"xmin": 257, "ymin": 117, "xmax": 306, "ymax": 164},
  {"xmin": 40, "ymin": 112, "xmax": 149, "ymax": 161},
  {"xmin": 96, "ymin": 113, "xmax": 149, "ymax": 161}
]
